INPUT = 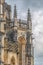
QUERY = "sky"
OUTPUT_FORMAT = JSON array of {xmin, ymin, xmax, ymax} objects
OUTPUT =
[{"xmin": 5, "ymin": 0, "xmax": 43, "ymax": 65}]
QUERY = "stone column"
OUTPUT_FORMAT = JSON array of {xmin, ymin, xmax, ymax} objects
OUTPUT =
[
  {"xmin": 18, "ymin": 36, "xmax": 26, "ymax": 65},
  {"xmin": 4, "ymin": 38, "xmax": 8, "ymax": 64},
  {"xmin": 22, "ymin": 44, "xmax": 26, "ymax": 65},
  {"xmin": 1, "ymin": 35, "xmax": 5, "ymax": 65}
]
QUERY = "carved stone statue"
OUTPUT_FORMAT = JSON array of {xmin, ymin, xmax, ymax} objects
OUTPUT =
[{"xmin": 18, "ymin": 36, "xmax": 26, "ymax": 45}]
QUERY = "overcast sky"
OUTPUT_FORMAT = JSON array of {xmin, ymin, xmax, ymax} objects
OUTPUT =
[{"xmin": 6, "ymin": 0, "xmax": 43, "ymax": 65}]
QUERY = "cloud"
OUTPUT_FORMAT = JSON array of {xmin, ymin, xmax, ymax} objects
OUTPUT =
[
  {"xmin": 6, "ymin": 0, "xmax": 43, "ymax": 12},
  {"xmin": 32, "ymin": 10, "xmax": 43, "ymax": 57},
  {"xmin": 32, "ymin": 10, "xmax": 43, "ymax": 65},
  {"xmin": 18, "ymin": 11, "xmax": 27, "ymax": 20}
]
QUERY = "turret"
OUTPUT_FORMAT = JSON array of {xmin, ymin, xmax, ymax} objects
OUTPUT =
[{"xmin": 14, "ymin": 5, "xmax": 17, "ymax": 19}]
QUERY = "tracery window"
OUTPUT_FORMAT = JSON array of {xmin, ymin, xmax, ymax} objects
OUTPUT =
[{"xmin": 6, "ymin": 30, "xmax": 17, "ymax": 42}]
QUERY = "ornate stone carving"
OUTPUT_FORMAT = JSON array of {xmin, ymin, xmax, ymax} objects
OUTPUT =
[{"xmin": 18, "ymin": 36, "xmax": 26, "ymax": 45}]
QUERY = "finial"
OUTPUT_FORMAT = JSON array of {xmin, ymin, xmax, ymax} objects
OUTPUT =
[
  {"xmin": 27, "ymin": 8, "xmax": 31, "ymax": 21},
  {"xmin": 14, "ymin": 4, "xmax": 17, "ymax": 18}
]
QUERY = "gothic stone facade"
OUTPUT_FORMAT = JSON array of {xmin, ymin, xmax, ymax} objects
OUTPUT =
[{"xmin": 0, "ymin": 0, "xmax": 34, "ymax": 65}]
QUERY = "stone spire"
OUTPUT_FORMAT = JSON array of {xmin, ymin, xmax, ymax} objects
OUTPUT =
[
  {"xmin": 27, "ymin": 8, "xmax": 32, "ymax": 30},
  {"xmin": 27, "ymin": 8, "xmax": 31, "ymax": 21},
  {"xmin": 14, "ymin": 5, "xmax": 17, "ymax": 18}
]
